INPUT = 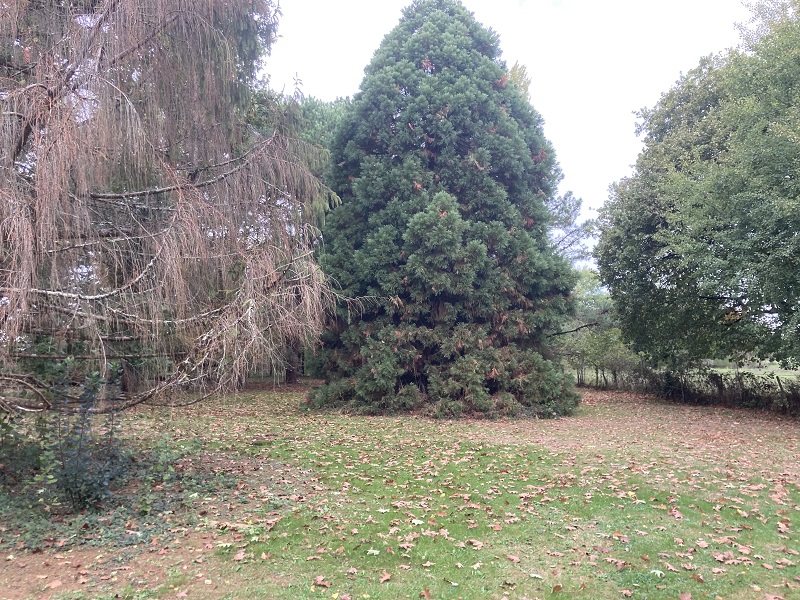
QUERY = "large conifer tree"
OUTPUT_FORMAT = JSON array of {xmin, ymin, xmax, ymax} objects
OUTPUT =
[{"xmin": 311, "ymin": 0, "xmax": 577, "ymax": 416}]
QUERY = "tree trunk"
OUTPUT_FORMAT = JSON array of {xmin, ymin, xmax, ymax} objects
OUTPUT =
[{"xmin": 285, "ymin": 343, "xmax": 301, "ymax": 384}]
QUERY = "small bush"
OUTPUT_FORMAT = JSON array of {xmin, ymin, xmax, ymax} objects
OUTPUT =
[{"xmin": 36, "ymin": 375, "xmax": 131, "ymax": 510}]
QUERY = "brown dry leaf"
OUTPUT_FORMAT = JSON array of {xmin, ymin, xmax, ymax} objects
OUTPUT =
[
  {"xmin": 47, "ymin": 580, "xmax": 63, "ymax": 589},
  {"xmin": 691, "ymin": 573, "xmax": 705, "ymax": 583},
  {"xmin": 663, "ymin": 562, "xmax": 679, "ymax": 572},
  {"xmin": 400, "ymin": 564, "xmax": 412, "ymax": 570},
  {"xmin": 313, "ymin": 575, "xmax": 331, "ymax": 589},
  {"xmin": 679, "ymin": 594, "xmax": 691, "ymax": 600},
  {"xmin": 306, "ymin": 555, "xmax": 322, "ymax": 561},
  {"xmin": 467, "ymin": 539, "xmax": 484, "ymax": 549},
  {"xmin": 420, "ymin": 590, "xmax": 432, "ymax": 600},
  {"xmin": 507, "ymin": 554, "xmax": 521, "ymax": 563},
  {"xmin": 552, "ymin": 584, "xmax": 563, "ymax": 593},
  {"xmin": 176, "ymin": 591, "xmax": 188, "ymax": 599},
  {"xmin": 762, "ymin": 563, "xmax": 774, "ymax": 570},
  {"xmin": 621, "ymin": 590, "xmax": 633, "ymax": 597},
  {"xmin": 379, "ymin": 571, "xmax": 392, "ymax": 583},
  {"xmin": 233, "ymin": 550, "xmax": 245, "ymax": 561}
]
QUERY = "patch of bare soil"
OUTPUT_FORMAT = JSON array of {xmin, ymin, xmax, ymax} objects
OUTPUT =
[{"xmin": 461, "ymin": 388, "xmax": 800, "ymax": 481}]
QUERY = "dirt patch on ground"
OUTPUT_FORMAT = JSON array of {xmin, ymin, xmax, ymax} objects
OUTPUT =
[
  {"xmin": 0, "ymin": 524, "xmax": 299, "ymax": 600},
  {"xmin": 460, "ymin": 387, "xmax": 800, "ymax": 481}
]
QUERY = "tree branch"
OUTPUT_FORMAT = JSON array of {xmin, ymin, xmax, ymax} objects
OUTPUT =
[
  {"xmin": 547, "ymin": 322, "xmax": 600, "ymax": 337},
  {"xmin": 88, "ymin": 134, "xmax": 276, "ymax": 200}
]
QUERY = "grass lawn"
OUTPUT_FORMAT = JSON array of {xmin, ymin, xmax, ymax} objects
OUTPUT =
[
  {"xmin": 1, "ymin": 383, "xmax": 799, "ymax": 599},
  {"xmin": 711, "ymin": 366, "xmax": 800, "ymax": 381}
]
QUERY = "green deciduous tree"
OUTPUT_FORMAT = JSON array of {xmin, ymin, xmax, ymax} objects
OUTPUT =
[
  {"xmin": 552, "ymin": 269, "xmax": 639, "ymax": 387},
  {"xmin": 596, "ymin": 2, "xmax": 800, "ymax": 368},
  {"xmin": 310, "ymin": 0, "xmax": 577, "ymax": 417}
]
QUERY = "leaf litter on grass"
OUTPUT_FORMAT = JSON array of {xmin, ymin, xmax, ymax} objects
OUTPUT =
[{"xmin": 1, "ymin": 385, "xmax": 799, "ymax": 599}]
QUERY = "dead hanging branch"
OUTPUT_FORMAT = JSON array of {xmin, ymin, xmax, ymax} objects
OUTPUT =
[
  {"xmin": 1, "ymin": 0, "xmax": 338, "ymax": 414},
  {"xmin": 88, "ymin": 134, "xmax": 278, "ymax": 200}
]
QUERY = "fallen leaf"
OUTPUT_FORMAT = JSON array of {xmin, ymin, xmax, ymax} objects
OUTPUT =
[
  {"xmin": 379, "ymin": 572, "xmax": 391, "ymax": 583},
  {"xmin": 313, "ymin": 576, "xmax": 331, "ymax": 589},
  {"xmin": 552, "ymin": 584, "xmax": 563, "ymax": 593},
  {"xmin": 679, "ymin": 594, "xmax": 691, "ymax": 600},
  {"xmin": 507, "ymin": 554, "xmax": 521, "ymax": 563},
  {"xmin": 176, "ymin": 591, "xmax": 188, "ymax": 598},
  {"xmin": 420, "ymin": 590, "xmax": 432, "ymax": 600},
  {"xmin": 621, "ymin": 590, "xmax": 633, "ymax": 598},
  {"xmin": 691, "ymin": 573, "xmax": 705, "ymax": 583},
  {"xmin": 233, "ymin": 550, "xmax": 245, "ymax": 561}
]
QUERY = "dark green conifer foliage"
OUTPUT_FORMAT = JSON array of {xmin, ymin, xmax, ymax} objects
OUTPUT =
[{"xmin": 311, "ymin": 0, "xmax": 578, "ymax": 416}]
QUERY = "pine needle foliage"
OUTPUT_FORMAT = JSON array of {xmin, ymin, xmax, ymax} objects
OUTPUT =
[{"xmin": 0, "ymin": 1, "xmax": 337, "ymax": 414}]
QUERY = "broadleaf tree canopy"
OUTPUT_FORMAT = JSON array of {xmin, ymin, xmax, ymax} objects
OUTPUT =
[
  {"xmin": 311, "ymin": 0, "xmax": 578, "ymax": 417},
  {"xmin": 596, "ymin": 1, "xmax": 800, "ymax": 368}
]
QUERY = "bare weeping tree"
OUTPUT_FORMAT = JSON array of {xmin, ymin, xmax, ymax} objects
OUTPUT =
[{"xmin": 0, "ymin": 0, "xmax": 337, "ymax": 415}]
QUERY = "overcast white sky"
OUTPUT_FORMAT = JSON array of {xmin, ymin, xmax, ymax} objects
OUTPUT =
[{"xmin": 265, "ymin": 0, "xmax": 752, "ymax": 218}]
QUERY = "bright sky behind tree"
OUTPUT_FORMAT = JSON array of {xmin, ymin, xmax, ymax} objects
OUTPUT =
[{"xmin": 265, "ymin": 0, "xmax": 752, "ymax": 219}]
